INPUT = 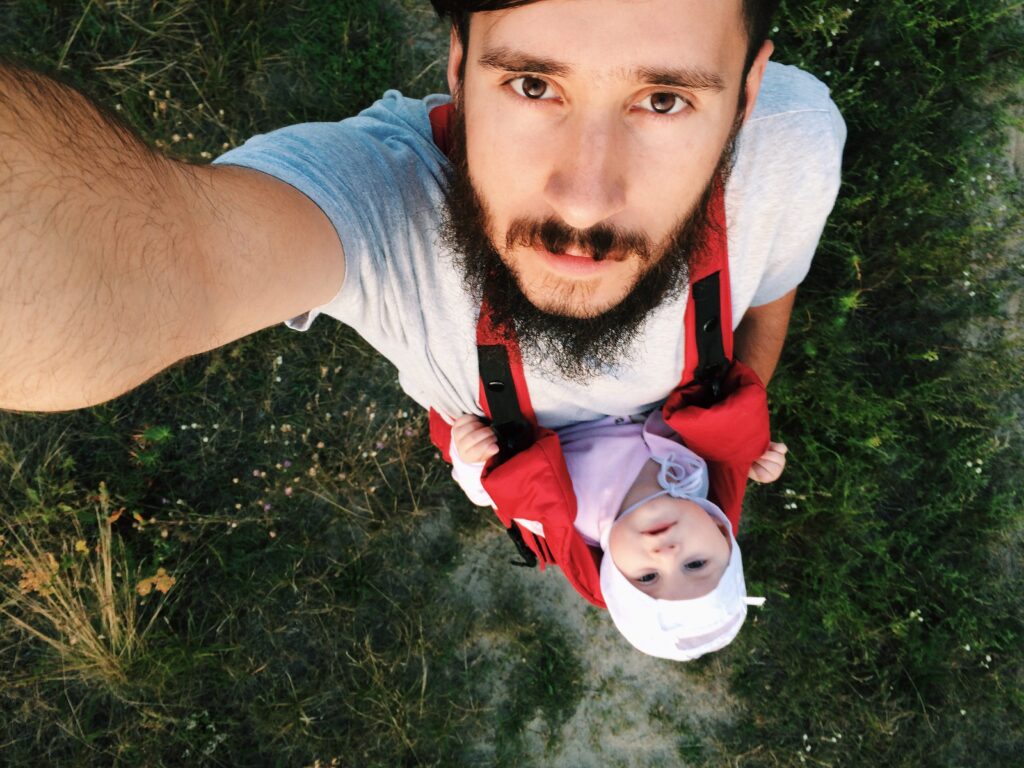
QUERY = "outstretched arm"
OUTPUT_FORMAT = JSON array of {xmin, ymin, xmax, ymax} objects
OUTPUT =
[{"xmin": 0, "ymin": 63, "xmax": 343, "ymax": 411}]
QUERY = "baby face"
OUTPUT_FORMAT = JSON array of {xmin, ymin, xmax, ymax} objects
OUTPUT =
[{"xmin": 608, "ymin": 461, "xmax": 731, "ymax": 600}]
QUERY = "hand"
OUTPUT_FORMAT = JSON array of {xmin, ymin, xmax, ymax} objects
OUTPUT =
[
  {"xmin": 452, "ymin": 414, "xmax": 499, "ymax": 464},
  {"xmin": 748, "ymin": 441, "xmax": 787, "ymax": 483}
]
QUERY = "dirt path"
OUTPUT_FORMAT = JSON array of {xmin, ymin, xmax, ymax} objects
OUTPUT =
[{"xmin": 448, "ymin": 528, "xmax": 736, "ymax": 767}]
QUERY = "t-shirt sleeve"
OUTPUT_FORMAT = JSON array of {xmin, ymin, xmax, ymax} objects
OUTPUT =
[
  {"xmin": 727, "ymin": 64, "xmax": 848, "ymax": 313},
  {"xmin": 210, "ymin": 90, "xmax": 449, "ymax": 331}
]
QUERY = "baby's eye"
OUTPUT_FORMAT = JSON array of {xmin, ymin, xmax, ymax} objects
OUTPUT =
[
  {"xmin": 508, "ymin": 76, "xmax": 557, "ymax": 101},
  {"xmin": 683, "ymin": 559, "xmax": 707, "ymax": 571},
  {"xmin": 637, "ymin": 572, "xmax": 658, "ymax": 584},
  {"xmin": 637, "ymin": 92, "xmax": 691, "ymax": 115}
]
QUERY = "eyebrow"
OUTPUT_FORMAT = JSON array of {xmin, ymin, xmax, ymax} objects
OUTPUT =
[
  {"xmin": 479, "ymin": 47, "xmax": 571, "ymax": 77},
  {"xmin": 634, "ymin": 65, "xmax": 726, "ymax": 93},
  {"xmin": 478, "ymin": 46, "xmax": 726, "ymax": 92}
]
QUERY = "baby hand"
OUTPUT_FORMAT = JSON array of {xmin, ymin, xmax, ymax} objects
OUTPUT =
[
  {"xmin": 452, "ymin": 414, "xmax": 499, "ymax": 464},
  {"xmin": 748, "ymin": 441, "xmax": 787, "ymax": 483}
]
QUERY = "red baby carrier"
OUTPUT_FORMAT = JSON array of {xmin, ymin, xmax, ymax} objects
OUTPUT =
[{"xmin": 426, "ymin": 103, "xmax": 770, "ymax": 608}]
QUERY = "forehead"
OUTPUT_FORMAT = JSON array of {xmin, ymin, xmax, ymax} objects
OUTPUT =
[{"xmin": 471, "ymin": 0, "xmax": 748, "ymax": 83}]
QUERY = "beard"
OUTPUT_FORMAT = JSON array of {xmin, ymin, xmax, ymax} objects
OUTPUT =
[{"xmin": 439, "ymin": 98, "xmax": 742, "ymax": 383}]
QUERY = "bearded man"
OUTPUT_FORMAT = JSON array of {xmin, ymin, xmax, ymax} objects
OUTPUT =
[{"xmin": 0, "ymin": 0, "xmax": 843, "ymax": 431}]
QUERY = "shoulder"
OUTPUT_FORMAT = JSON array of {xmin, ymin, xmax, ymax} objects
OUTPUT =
[
  {"xmin": 212, "ymin": 90, "xmax": 451, "ymax": 204},
  {"xmin": 751, "ymin": 62, "xmax": 840, "ymax": 121},
  {"xmin": 727, "ymin": 62, "xmax": 847, "ymax": 234},
  {"xmin": 724, "ymin": 63, "xmax": 848, "ymax": 309},
  {"xmin": 738, "ymin": 62, "xmax": 847, "ymax": 176}
]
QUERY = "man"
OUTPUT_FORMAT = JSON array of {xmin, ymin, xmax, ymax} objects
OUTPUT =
[{"xmin": 0, "ymin": 0, "xmax": 844, "ymax": 428}]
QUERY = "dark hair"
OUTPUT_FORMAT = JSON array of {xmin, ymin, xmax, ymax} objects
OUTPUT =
[{"xmin": 430, "ymin": 0, "xmax": 779, "ymax": 81}]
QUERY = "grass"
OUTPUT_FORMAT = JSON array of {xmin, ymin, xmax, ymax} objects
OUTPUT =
[
  {"xmin": 0, "ymin": 0, "xmax": 1022, "ymax": 766},
  {"xmin": 0, "ymin": 481, "xmax": 165, "ymax": 691}
]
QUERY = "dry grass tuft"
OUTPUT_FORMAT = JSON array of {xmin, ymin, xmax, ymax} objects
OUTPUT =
[{"xmin": 0, "ymin": 482, "xmax": 172, "ymax": 693}]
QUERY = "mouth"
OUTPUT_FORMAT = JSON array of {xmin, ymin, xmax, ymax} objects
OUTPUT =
[
  {"xmin": 643, "ymin": 522, "xmax": 676, "ymax": 536},
  {"xmin": 532, "ymin": 245, "xmax": 619, "ymax": 277}
]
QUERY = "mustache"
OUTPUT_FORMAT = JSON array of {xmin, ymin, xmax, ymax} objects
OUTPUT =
[{"xmin": 505, "ymin": 217, "xmax": 654, "ymax": 263}]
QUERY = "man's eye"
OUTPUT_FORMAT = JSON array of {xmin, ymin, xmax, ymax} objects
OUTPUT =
[
  {"xmin": 683, "ymin": 559, "xmax": 707, "ymax": 571},
  {"xmin": 637, "ymin": 572, "xmax": 658, "ymax": 584},
  {"xmin": 508, "ymin": 76, "xmax": 555, "ymax": 100},
  {"xmin": 638, "ymin": 92, "xmax": 690, "ymax": 115}
]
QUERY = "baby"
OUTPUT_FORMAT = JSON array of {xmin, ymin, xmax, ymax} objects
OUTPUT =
[{"xmin": 449, "ymin": 410, "xmax": 786, "ymax": 660}]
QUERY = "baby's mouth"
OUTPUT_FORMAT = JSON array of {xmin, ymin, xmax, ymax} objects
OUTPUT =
[{"xmin": 644, "ymin": 522, "xmax": 676, "ymax": 536}]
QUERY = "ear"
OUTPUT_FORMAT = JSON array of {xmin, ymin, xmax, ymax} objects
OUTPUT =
[
  {"xmin": 446, "ymin": 25, "xmax": 465, "ymax": 99},
  {"xmin": 741, "ymin": 39, "xmax": 774, "ymax": 123}
]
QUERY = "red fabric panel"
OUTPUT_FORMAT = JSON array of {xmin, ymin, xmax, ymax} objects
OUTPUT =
[
  {"xmin": 661, "ymin": 360, "xmax": 770, "ymax": 534},
  {"xmin": 428, "ymin": 407, "xmax": 453, "ymax": 463},
  {"xmin": 481, "ymin": 429, "xmax": 606, "ymax": 608},
  {"xmin": 428, "ymin": 103, "xmax": 453, "ymax": 156}
]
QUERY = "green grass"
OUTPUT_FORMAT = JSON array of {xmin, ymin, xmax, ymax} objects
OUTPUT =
[{"xmin": 1, "ymin": 1, "xmax": 1022, "ymax": 766}]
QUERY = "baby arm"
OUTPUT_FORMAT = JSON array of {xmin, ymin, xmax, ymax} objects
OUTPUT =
[
  {"xmin": 748, "ymin": 441, "xmax": 788, "ymax": 483},
  {"xmin": 449, "ymin": 414, "xmax": 499, "ymax": 507}
]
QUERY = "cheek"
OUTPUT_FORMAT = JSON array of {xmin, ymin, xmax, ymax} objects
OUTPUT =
[
  {"xmin": 630, "ymin": 129, "xmax": 724, "ymax": 218},
  {"xmin": 464, "ymin": 97, "xmax": 548, "ymax": 224},
  {"xmin": 607, "ymin": 524, "xmax": 642, "ymax": 570}
]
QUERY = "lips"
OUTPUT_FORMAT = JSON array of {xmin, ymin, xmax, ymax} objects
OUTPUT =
[
  {"xmin": 532, "ymin": 245, "xmax": 616, "ymax": 277},
  {"xmin": 643, "ymin": 522, "xmax": 676, "ymax": 536}
]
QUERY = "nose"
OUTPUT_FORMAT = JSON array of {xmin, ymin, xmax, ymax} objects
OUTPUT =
[
  {"xmin": 650, "ymin": 540, "xmax": 678, "ymax": 556},
  {"xmin": 543, "ymin": 112, "xmax": 627, "ymax": 230}
]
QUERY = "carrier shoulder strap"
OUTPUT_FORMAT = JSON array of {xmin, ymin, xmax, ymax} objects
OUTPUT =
[
  {"xmin": 679, "ymin": 180, "xmax": 734, "ymax": 394},
  {"xmin": 476, "ymin": 300, "xmax": 537, "ymax": 464}
]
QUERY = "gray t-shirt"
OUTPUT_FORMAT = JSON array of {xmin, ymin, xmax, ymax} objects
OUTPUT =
[{"xmin": 214, "ymin": 61, "xmax": 846, "ymax": 428}]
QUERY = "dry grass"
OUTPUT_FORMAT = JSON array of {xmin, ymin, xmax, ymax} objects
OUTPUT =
[{"xmin": 1, "ymin": 482, "xmax": 173, "ymax": 694}]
